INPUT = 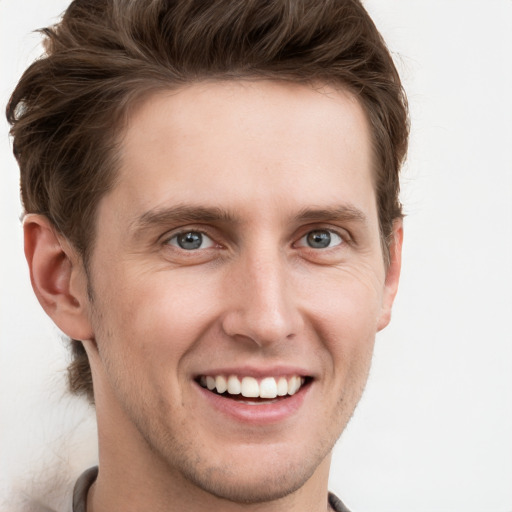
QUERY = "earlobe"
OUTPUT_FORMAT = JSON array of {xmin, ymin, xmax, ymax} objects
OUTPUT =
[
  {"xmin": 377, "ymin": 219, "xmax": 403, "ymax": 332},
  {"xmin": 24, "ymin": 214, "xmax": 94, "ymax": 341}
]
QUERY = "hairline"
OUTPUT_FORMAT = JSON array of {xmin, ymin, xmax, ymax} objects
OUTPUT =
[{"xmin": 78, "ymin": 76, "xmax": 396, "ymax": 275}]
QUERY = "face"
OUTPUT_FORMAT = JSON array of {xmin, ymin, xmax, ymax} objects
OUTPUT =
[{"xmin": 81, "ymin": 81, "xmax": 401, "ymax": 503}]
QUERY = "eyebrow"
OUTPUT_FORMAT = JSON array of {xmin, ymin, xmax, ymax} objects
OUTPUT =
[
  {"xmin": 130, "ymin": 205, "xmax": 237, "ymax": 236},
  {"xmin": 130, "ymin": 203, "xmax": 367, "ymax": 238},
  {"xmin": 294, "ymin": 205, "xmax": 368, "ymax": 225}
]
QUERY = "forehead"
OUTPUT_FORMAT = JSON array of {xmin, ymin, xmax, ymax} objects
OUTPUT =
[{"xmin": 106, "ymin": 80, "xmax": 376, "ymax": 226}]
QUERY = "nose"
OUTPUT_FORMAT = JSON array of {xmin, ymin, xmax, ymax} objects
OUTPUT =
[{"xmin": 221, "ymin": 244, "xmax": 304, "ymax": 348}]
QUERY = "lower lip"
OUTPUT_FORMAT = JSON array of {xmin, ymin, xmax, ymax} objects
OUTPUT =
[{"xmin": 195, "ymin": 381, "xmax": 311, "ymax": 425}]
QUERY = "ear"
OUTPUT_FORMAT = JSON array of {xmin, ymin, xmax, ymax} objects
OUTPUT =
[
  {"xmin": 23, "ymin": 214, "xmax": 94, "ymax": 341},
  {"xmin": 377, "ymin": 219, "xmax": 403, "ymax": 331}
]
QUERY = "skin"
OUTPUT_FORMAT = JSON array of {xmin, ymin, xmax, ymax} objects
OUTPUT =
[{"xmin": 24, "ymin": 80, "xmax": 402, "ymax": 512}]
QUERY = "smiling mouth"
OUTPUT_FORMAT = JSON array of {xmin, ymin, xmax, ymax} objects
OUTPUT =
[{"xmin": 197, "ymin": 374, "xmax": 309, "ymax": 403}]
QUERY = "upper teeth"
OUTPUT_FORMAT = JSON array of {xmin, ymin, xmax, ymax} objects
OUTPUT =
[{"xmin": 200, "ymin": 375, "xmax": 304, "ymax": 399}]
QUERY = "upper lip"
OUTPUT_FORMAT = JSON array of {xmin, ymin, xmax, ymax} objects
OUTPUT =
[{"xmin": 194, "ymin": 365, "xmax": 313, "ymax": 379}]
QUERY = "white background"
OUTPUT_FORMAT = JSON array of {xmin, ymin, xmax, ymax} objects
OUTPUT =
[{"xmin": 1, "ymin": 1, "xmax": 511, "ymax": 511}]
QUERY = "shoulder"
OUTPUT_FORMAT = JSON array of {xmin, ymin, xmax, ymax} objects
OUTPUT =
[
  {"xmin": 73, "ymin": 467, "xmax": 98, "ymax": 512},
  {"xmin": 328, "ymin": 492, "xmax": 352, "ymax": 512}
]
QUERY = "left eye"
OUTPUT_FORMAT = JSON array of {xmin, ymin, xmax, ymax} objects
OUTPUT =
[
  {"xmin": 297, "ymin": 229, "xmax": 343, "ymax": 249},
  {"xmin": 167, "ymin": 231, "xmax": 215, "ymax": 251}
]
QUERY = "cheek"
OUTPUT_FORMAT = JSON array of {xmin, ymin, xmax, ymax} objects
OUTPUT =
[
  {"xmin": 302, "ymin": 267, "xmax": 382, "ymax": 375},
  {"xmin": 93, "ymin": 267, "xmax": 221, "ymax": 360},
  {"xmin": 304, "ymin": 265, "xmax": 384, "ymax": 334}
]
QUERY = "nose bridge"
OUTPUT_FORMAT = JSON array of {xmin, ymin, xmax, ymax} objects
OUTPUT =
[{"xmin": 222, "ymin": 238, "xmax": 301, "ymax": 345}]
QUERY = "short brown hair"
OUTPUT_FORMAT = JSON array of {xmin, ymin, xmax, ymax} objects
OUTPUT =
[{"xmin": 7, "ymin": 0, "xmax": 409, "ymax": 403}]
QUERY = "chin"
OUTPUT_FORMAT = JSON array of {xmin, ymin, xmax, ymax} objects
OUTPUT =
[{"xmin": 175, "ymin": 455, "xmax": 322, "ymax": 505}]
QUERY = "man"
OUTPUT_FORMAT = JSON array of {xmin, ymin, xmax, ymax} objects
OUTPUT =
[{"xmin": 6, "ymin": 0, "xmax": 408, "ymax": 510}]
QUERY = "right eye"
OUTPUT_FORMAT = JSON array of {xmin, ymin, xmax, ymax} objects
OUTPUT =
[
  {"xmin": 166, "ymin": 231, "xmax": 215, "ymax": 251},
  {"xmin": 296, "ymin": 229, "xmax": 344, "ymax": 249}
]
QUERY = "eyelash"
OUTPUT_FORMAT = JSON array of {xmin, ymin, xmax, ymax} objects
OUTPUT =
[
  {"xmin": 164, "ymin": 229, "xmax": 217, "ymax": 251},
  {"xmin": 162, "ymin": 226, "xmax": 350, "ymax": 253},
  {"xmin": 295, "ymin": 228, "xmax": 345, "ymax": 250}
]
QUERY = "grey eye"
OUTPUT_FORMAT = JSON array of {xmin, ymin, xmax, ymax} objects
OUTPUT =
[
  {"xmin": 307, "ymin": 230, "xmax": 331, "ymax": 248},
  {"xmin": 298, "ymin": 229, "xmax": 343, "ymax": 249},
  {"xmin": 178, "ymin": 232, "xmax": 202, "ymax": 250},
  {"xmin": 168, "ymin": 231, "xmax": 215, "ymax": 250}
]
